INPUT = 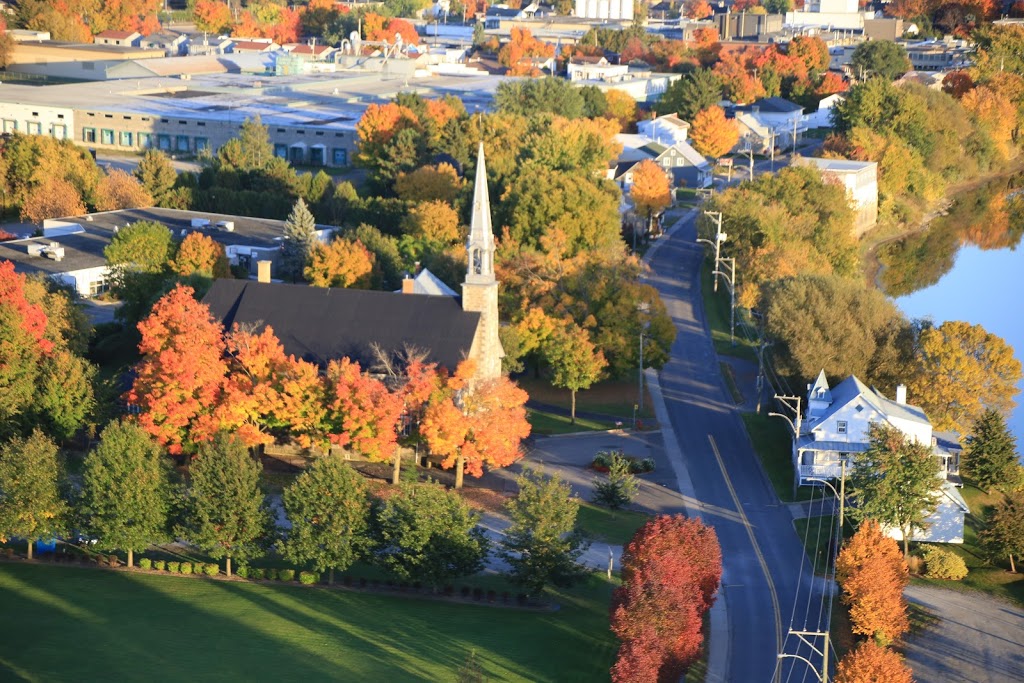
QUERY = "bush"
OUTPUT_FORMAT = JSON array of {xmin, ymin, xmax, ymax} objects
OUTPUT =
[
  {"xmin": 279, "ymin": 569, "xmax": 296, "ymax": 582},
  {"xmin": 299, "ymin": 571, "xmax": 318, "ymax": 585},
  {"xmin": 153, "ymin": 560, "xmax": 165, "ymax": 571},
  {"xmin": 235, "ymin": 565, "xmax": 249, "ymax": 579},
  {"xmin": 252, "ymin": 568, "xmax": 266, "ymax": 580},
  {"xmin": 139, "ymin": 558, "xmax": 152, "ymax": 570},
  {"xmin": 591, "ymin": 450, "xmax": 655, "ymax": 474},
  {"xmin": 108, "ymin": 555, "xmax": 120, "ymax": 567},
  {"xmin": 167, "ymin": 561, "xmax": 180, "ymax": 573},
  {"xmin": 922, "ymin": 546, "xmax": 969, "ymax": 580},
  {"xmin": 179, "ymin": 562, "xmax": 193, "ymax": 575},
  {"xmin": 203, "ymin": 563, "xmax": 219, "ymax": 577}
]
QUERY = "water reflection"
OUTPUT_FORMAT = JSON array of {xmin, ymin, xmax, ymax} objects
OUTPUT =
[{"xmin": 878, "ymin": 174, "xmax": 1024, "ymax": 297}]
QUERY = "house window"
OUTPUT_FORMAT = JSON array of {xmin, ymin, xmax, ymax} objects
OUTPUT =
[
  {"xmin": 88, "ymin": 277, "xmax": 109, "ymax": 297},
  {"xmin": 332, "ymin": 148, "xmax": 347, "ymax": 166},
  {"xmin": 661, "ymin": 157, "xmax": 671, "ymax": 167},
  {"xmin": 83, "ymin": 127, "xmax": 96, "ymax": 142},
  {"xmin": 120, "ymin": 131, "xmax": 134, "ymax": 147},
  {"xmin": 100, "ymin": 129, "xmax": 115, "ymax": 145},
  {"xmin": 25, "ymin": 121, "xmax": 41, "ymax": 135},
  {"xmin": 676, "ymin": 157, "xmax": 685, "ymax": 166},
  {"xmin": 139, "ymin": 132, "xmax": 152, "ymax": 148},
  {"xmin": 837, "ymin": 421, "xmax": 847, "ymax": 434}
]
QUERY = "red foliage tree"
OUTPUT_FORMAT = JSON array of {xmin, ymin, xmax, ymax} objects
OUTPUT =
[
  {"xmin": 816, "ymin": 72, "xmax": 849, "ymax": 96},
  {"xmin": 324, "ymin": 358, "xmax": 404, "ymax": 463},
  {"xmin": 129, "ymin": 286, "xmax": 229, "ymax": 455},
  {"xmin": 610, "ymin": 515, "xmax": 722, "ymax": 682},
  {"xmin": 942, "ymin": 70, "xmax": 975, "ymax": 99},
  {"xmin": 420, "ymin": 360, "xmax": 531, "ymax": 488}
]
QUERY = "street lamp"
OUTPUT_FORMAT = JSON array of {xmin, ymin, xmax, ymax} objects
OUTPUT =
[
  {"xmin": 807, "ymin": 459, "xmax": 848, "ymax": 531},
  {"xmin": 712, "ymin": 256, "xmax": 736, "ymax": 345},
  {"xmin": 695, "ymin": 210, "xmax": 726, "ymax": 292}
]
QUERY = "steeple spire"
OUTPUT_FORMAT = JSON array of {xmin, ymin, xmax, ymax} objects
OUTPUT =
[{"xmin": 466, "ymin": 142, "xmax": 495, "ymax": 285}]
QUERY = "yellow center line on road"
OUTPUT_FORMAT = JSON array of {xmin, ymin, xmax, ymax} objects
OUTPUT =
[{"xmin": 707, "ymin": 433, "xmax": 784, "ymax": 680}]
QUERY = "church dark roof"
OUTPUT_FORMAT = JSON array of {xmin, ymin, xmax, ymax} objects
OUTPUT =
[{"xmin": 202, "ymin": 279, "xmax": 480, "ymax": 370}]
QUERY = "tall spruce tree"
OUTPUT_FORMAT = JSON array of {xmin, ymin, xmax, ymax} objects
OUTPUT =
[
  {"xmin": 280, "ymin": 198, "xmax": 318, "ymax": 282},
  {"xmin": 0, "ymin": 430, "xmax": 67, "ymax": 560},
  {"xmin": 965, "ymin": 409, "xmax": 1022, "ymax": 493},
  {"xmin": 79, "ymin": 420, "xmax": 174, "ymax": 568},
  {"xmin": 133, "ymin": 150, "xmax": 177, "ymax": 205},
  {"xmin": 183, "ymin": 431, "xmax": 269, "ymax": 576}
]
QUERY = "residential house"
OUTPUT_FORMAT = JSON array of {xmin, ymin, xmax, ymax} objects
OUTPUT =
[
  {"xmin": 575, "ymin": 0, "xmax": 634, "ymax": 21},
  {"xmin": 95, "ymin": 30, "xmax": 142, "ymax": 47},
  {"xmin": 231, "ymin": 40, "xmax": 281, "ymax": 55},
  {"xmin": 794, "ymin": 372, "xmax": 969, "ymax": 544},
  {"xmin": 733, "ymin": 97, "xmax": 804, "ymax": 150},
  {"xmin": 188, "ymin": 37, "xmax": 234, "ymax": 56},
  {"xmin": 612, "ymin": 134, "xmax": 712, "ymax": 189},
  {"xmin": 802, "ymin": 93, "xmax": 843, "ymax": 130},
  {"xmin": 792, "ymin": 156, "xmax": 878, "ymax": 235},
  {"xmin": 140, "ymin": 31, "xmax": 189, "ymax": 57},
  {"xmin": 637, "ymin": 113, "xmax": 690, "ymax": 146},
  {"xmin": 285, "ymin": 43, "xmax": 337, "ymax": 61},
  {"xmin": 567, "ymin": 57, "xmax": 628, "ymax": 82},
  {"xmin": 485, "ymin": 5, "xmax": 527, "ymax": 28}
]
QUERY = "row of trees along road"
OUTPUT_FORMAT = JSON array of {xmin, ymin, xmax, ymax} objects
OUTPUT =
[{"xmin": 0, "ymin": 420, "xmax": 590, "ymax": 598}]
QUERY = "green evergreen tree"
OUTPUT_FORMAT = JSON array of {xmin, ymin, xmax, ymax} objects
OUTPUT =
[
  {"xmin": 280, "ymin": 198, "xmax": 319, "ymax": 282},
  {"xmin": 982, "ymin": 493, "xmax": 1024, "ymax": 573},
  {"xmin": 216, "ymin": 115, "xmax": 275, "ymax": 172},
  {"xmin": 79, "ymin": 420, "xmax": 175, "ymax": 568},
  {"xmin": 134, "ymin": 150, "xmax": 178, "ymax": 205},
  {"xmin": 280, "ymin": 454, "xmax": 371, "ymax": 583},
  {"xmin": 593, "ymin": 451, "xmax": 639, "ymax": 510},
  {"xmin": 964, "ymin": 409, "xmax": 1023, "ymax": 494},
  {"xmin": 499, "ymin": 468, "xmax": 589, "ymax": 595},
  {"xmin": 0, "ymin": 430, "xmax": 67, "ymax": 560},
  {"xmin": 183, "ymin": 431, "xmax": 270, "ymax": 576},
  {"xmin": 655, "ymin": 69, "xmax": 723, "ymax": 121},
  {"xmin": 472, "ymin": 22, "xmax": 485, "ymax": 46},
  {"xmin": 371, "ymin": 481, "xmax": 487, "ymax": 591},
  {"xmin": 849, "ymin": 423, "xmax": 943, "ymax": 558}
]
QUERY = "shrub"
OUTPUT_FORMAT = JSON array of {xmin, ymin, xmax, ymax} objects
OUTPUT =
[
  {"xmin": 179, "ymin": 562, "xmax": 193, "ymax": 575},
  {"xmin": 167, "ymin": 561, "xmax": 180, "ymax": 573},
  {"xmin": 108, "ymin": 555, "xmax": 120, "ymax": 567},
  {"xmin": 251, "ymin": 568, "xmax": 265, "ymax": 580},
  {"xmin": 204, "ymin": 563, "xmax": 219, "ymax": 577},
  {"xmin": 299, "ymin": 571, "xmax": 318, "ymax": 585},
  {"xmin": 139, "ymin": 558, "xmax": 152, "ymax": 570},
  {"xmin": 153, "ymin": 560, "xmax": 165, "ymax": 571},
  {"xmin": 922, "ymin": 546, "xmax": 969, "ymax": 581},
  {"xmin": 279, "ymin": 569, "xmax": 296, "ymax": 582},
  {"xmin": 591, "ymin": 450, "xmax": 655, "ymax": 474},
  {"xmin": 235, "ymin": 565, "xmax": 249, "ymax": 579}
]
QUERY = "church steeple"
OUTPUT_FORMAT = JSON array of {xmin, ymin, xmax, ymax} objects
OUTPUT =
[
  {"xmin": 465, "ymin": 142, "xmax": 495, "ymax": 285},
  {"xmin": 461, "ymin": 143, "xmax": 503, "ymax": 380}
]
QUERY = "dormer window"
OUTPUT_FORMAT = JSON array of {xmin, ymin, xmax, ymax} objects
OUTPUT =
[{"xmin": 837, "ymin": 421, "xmax": 848, "ymax": 434}]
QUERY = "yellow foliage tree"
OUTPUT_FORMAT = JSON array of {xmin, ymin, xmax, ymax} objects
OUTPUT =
[
  {"xmin": 21, "ymin": 178, "xmax": 86, "ymax": 223},
  {"xmin": 962, "ymin": 85, "xmax": 1018, "ymax": 160},
  {"xmin": 94, "ymin": 169, "xmax": 154, "ymax": 211},
  {"xmin": 305, "ymin": 238, "xmax": 374, "ymax": 289},
  {"xmin": 394, "ymin": 163, "xmax": 463, "ymax": 203},
  {"xmin": 402, "ymin": 200, "xmax": 462, "ymax": 244},
  {"xmin": 689, "ymin": 106, "xmax": 740, "ymax": 159},
  {"xmin": 172, "ymin": 232, "xmax": 231, "ymax": 279},
  {"xmin": 605, "ymin": 89, "xmax": 639, "ymax": 132}
]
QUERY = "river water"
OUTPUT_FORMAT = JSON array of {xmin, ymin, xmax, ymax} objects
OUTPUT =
[{"xmin": 879, "ymin": 173, "xmax": 1024, "ymax": 444}]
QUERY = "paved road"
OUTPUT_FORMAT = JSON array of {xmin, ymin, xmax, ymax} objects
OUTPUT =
[
  {"xmin": 903, "ymin": 584, "xmax": 1024, "ymax": 683},
  {"xmin": 647, "ymin": 211, "xmax": 828, "ymax": 682}
]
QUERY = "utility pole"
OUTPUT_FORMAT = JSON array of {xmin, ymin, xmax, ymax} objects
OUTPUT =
[
  {"xmin": 698, "ymin": 211, "xmax": 725, "ymax": 291},
  {"xmin": 779, "ymin": 629, "xmax": 830, "ymax": 683},
  {"xmin": 838, "ymin": 458, "xmax": 846, "ymax": 531}
]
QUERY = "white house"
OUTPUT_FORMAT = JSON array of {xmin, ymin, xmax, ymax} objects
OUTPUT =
[
  {"xmin": 575, "ymin": 0, "xmax": 633, "ymax": 21},
  {"xmin": 637, "ymin": 113, "xmax": 690, "ymax": 146},
  {"xmin": 140, "ymin": 31, "xmax": 190, "ymax": 57},
  {"xmin": 95, "ymin": 30, "xmax": 142, "ymax": 47},
  {"xmin": 802, "ymin": 93, "xmax": 844, "ymax": 130},
  {"xmin": 567, "ymin": 58, "xmax": 628, "ymax": 83},
  {"xmin": 794, "ymin": 371, "xmax": 969, "ymax": 544},
  {"xmin": 792, "ymin": 156, "xmax": 878, "ymax": 235},
  {"xmin": 734, "ymin": 97, "xmax": 804, "ymax": 150}
]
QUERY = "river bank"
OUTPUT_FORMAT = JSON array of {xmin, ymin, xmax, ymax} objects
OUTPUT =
[{"xmin": 860, "ymin": 160, "xmax": 1024, "ymax": 290}]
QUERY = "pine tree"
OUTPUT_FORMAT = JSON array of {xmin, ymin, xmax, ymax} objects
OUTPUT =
[
  {"xmin": 593, "ymin": 451, "xmax": 639, "ymax": 510},
  {"xmin": 0, "ymin": 430, "xmax": 67, "ymax": 560},
  {"xmin": 134, "ymin": 150, "xmax": 178, "ymax": 205},
  {"xmin": 79, "ymin": 420, "xmax": 174, "ymax": 568},
  {"xmin": 965, "ymin": 409, "xmax": 1022, "ymax": 493},
  {"xmin": 280, "ymin": 454, "xmax": 371, "ymax": 583},
  {"xmin": 499, "ymin": 468, "xmax": 589, "ymax": 595},
  {"xmin": 183, "ymin": 431, "xmax": 270, "ymax": 576},
  {"xmin": 982, "ymin": 493, "xmax": 1024, "ymax": 573},
  {"xmin": 280, "ymin": 198, "xmax": 319, "ymax": 282}
]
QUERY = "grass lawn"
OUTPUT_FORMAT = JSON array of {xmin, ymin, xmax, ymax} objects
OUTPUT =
[
  {"xmin": 527, "ymin": 409, "xmax": 615, "ymax": 436},
  {"xmin": 910, "ymin": 482, "xmax": 1024, "ymax": 607},
  {"xmin": 0, "ymin": 562, "xmax": 619, "ymax": 682},
  {"xmin": 575, "ymin": 502, "xmax": 651, "ymax": 546},
  {"xmin": 740, "ymin": 412, "xmax": 812, "ymax": 503},
  {"xmin": 517, "ymin": 377, "xmax": 655, "ymax": 422},
  {"xmin": 699, "ymin": 263, "xmax": 757, "ymax": 362}
]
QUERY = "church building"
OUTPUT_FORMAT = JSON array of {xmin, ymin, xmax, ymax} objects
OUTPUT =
[{"xmin": 202, "ymin": 144, "xmax": 504, "ymax": 380}]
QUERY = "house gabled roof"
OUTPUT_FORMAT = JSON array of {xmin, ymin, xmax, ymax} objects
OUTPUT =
[
  {"xmin": 202, "ymin": 279, "xmax": 480, "ymax": 371},
  {"xmin": 401, "ymin": 269, "xmax": 458, "ymax": 297},
  {"xmin": 809, "ymin": 369, "xmax": 832, "ymax": 403},
  {"xmin": 97, "ymin": 30, "xmax": 138, "ymax": 40},
  {"xmin": 751, "ymin": 96, "xmax": 803, "ymax": 113},
  {"xmin": 649, "ymin": 113, "xmax": 690, "ymax": 130},
  {"xmin": 811, "ymin": 375, "xmax": 931, "ymax": 433},
  {"xmin": 638, "ymin": 141, "xmax": 669, "ymax": 157}
]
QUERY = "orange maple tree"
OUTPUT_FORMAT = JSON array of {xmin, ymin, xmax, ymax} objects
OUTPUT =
[
  {"xmin": 498, "ymin": 28, "xmax": 555, "ymax": 77},
  {"xmin": 128, "ymin": 285, "xmax": 229, "ymax": 455},
  {"xmin": 20, "ymin": 178, "xmax": 86, "ymax": 224},
  {"xmin": 194, "ymin": 0, "xmax": 234, "ymax": 34},
  {"xmin": 94, "ymin": 169, "xmax": 153, "ymax": 212},
  {"xmin": 324, "ymin": 358, "xmax": 404, "ymax": 463},
  {"xmin": 836, "ymin": 519, "xmax": 910, "ymax": 645},
  {"xmin": 305, "ymin": 238, "xmax": 374, "ymax": 288},
  {"xmin": 630, "ymin": 160, "xmax": 673, "ymax": 223},
  {"xmin": 685, "ymin": 0, "xmax": 714, "ymax": 18},
  {"xmin": 356, "ymin": 103, "xmax": 421, "ymax": 147},
  {"xmin": 834, "ymin": 641, "xmax": 914, "ymax": 683},
  {"xmin": 689, "ymin": 106, "xmax": 740, "ymax": 159},
  {"xmin": 172, "ymin": 232, "xmax": 231, "ymax": 279},
  {"xmin": 420, "ymin": 360, "xmax": 531, "ymax": 488}
]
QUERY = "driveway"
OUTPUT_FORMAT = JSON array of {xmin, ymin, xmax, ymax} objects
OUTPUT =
[{"xmin": 903, "ymin": 584, "xmax": 1024, "ymax": 683}]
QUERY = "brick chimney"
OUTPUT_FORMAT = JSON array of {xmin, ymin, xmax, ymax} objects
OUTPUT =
[
  {"xmin": 257, "ymin": 260, "xmax": 272, "ymax": 284},
  {"xmin": 401, "ymin": 273, "xmax": 415, "ymax": 294}
]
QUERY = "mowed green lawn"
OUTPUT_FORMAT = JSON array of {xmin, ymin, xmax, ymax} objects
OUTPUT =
[{"xmin": 0, "ymin": 563, "xmax": 618, "ymax": 682}]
